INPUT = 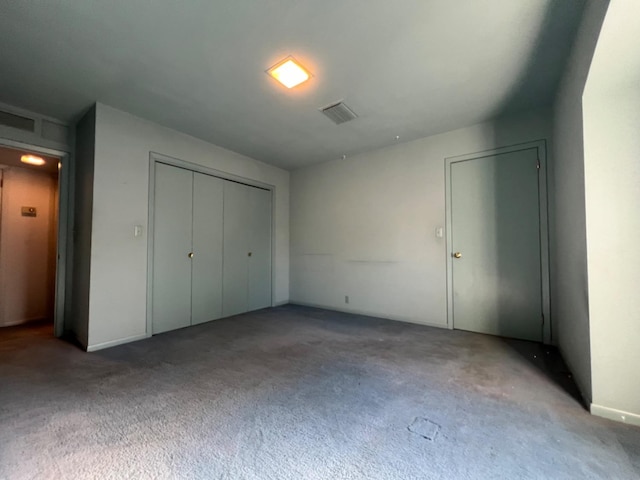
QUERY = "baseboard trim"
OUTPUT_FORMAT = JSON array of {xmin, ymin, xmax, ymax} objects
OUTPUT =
[
  {"xmin": 86, "ymin": 334, "xmax": 149, "ymax": 352},
  {"xmin": 591, "ymin": 403, "xmax": 640, "ymax": 426},
  {"xmin": 288, "ymin": 301, "xmax": 448, "ymax": 330}
]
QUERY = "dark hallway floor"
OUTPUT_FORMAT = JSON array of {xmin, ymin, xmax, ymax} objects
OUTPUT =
[{"xmin": 1, "ymin": 306, "xmax": 638, "ymax": 479}]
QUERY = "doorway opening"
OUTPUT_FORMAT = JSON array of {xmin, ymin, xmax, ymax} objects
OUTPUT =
[{"xmin": 0, "ymin": 144, "xmax": 65, "ymax": 339}]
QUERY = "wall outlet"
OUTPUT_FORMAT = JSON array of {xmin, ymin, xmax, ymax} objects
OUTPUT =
[{"xmin": 345, "ymin": 295, "xmax": 349, "ymax": 304}]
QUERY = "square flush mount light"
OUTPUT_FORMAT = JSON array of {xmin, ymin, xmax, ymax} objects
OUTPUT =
[{"xmin": 267, "ymin": 56, "xmax": 311, "ymax": 89}]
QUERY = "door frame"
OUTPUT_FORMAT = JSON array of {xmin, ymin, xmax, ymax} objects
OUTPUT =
[
  {"xmin": 444, "ymin": 140, "xmax": 551, "ymax": 344},
  {"xmin": 146, "ymin": 152, "xmax": 276, "ymax": 336},
  {"xmin": 0, "ymin": 138, "xmax": 71, "ymax": 338}
]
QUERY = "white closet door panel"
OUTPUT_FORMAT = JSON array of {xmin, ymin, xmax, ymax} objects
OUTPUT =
[
  {"xmin": 152, "ymin": 164, "xmax": 193, "ymax": 334},
  {"xmin": 222, "ymin": 181, "xmax": 251, "ymax": 317},
  {"xmin": 191, "ymin": 173, "xmax": 224, "ymax": 325},
  {"xmin": 248, "ymin": 187, "xmax": 272, "ymax": 311}
]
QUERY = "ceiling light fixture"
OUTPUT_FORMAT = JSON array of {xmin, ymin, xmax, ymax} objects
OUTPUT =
[
  {"xmin": 21, "ymin": 154, "xmax": 45, "ymax": 166},
  {"xmin": 267, "ymin": 56, "xmax": 311, "ymax": 89}
]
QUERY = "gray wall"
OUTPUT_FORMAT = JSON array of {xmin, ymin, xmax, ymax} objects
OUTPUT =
[
  {"xmin": 290, "ymin": 108, "xmax": 552, "ymax": 327},
  {"xmin": 85, "ymin": 104, "xmax": 289, "ymax": 351},
  {"xmin": 71, "ymin": 106, "xmax": 96, "ymax": 348},
  {"xmin": 550, "ymin": 0, "xmax": 608, "ymax": 404}
]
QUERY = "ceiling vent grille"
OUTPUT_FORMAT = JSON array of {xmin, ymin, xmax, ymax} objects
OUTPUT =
[
  {"xmin": 0, "ymin": 109, "xmax": 35, "ymax": 132},
  {"xmin": 320, "ymin": 101, "xmax": 358, "ymax": 125}
]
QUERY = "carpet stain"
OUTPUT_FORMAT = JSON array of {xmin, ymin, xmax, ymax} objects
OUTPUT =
[{"xmin": 408, "ymin": 417, "xmax": 440, "ymax": 441}]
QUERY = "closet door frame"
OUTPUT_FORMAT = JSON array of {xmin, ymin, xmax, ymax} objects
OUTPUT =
[{"xmin": 146, "ymin": 152, "xmax": 275, "ymax": 337}]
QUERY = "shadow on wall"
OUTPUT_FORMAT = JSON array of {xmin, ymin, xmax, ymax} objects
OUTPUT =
[
  {"xmin": 493, "ymin": 149, "xmax": 543, "ymax": 343},
  {"xmin": 449, "ymin": 143, "xmax": 545, "ymax": 342},
  {"xmin": 448, "ymin": 0, "xmax": 589, "ymax": 349},
  {"xmin": 473, "ymin": 0, "xmax": 589, "ymax": 346},
  {"xmin": 490, "ymin": 0, "xmax": 587, "ymax": 118},
  {"xmin": 447, "ymin": 2, "xmax": 581, "ymax": 356}
]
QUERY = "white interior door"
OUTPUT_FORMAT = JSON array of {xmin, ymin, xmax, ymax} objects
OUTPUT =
[
  {"xmin": 152, "ymin": 163, "xmax": 193, "ymax": 334},
  {"xmin": 191, "ymin": 172, "xmax": 224, "ymax": 325},
  {"xmin": 451, "ymin": 148, "xmax": 542, "ymax": 341},
  {"xmin": 247, "ymin": 186, "xmax": 272, "ymax": 311}
]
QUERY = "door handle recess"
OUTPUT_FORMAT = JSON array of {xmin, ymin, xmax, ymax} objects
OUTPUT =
[
  {"xmin": 453, "ymin": 252, "xmax": 462, "ymax": 259},
  {"xmin": 248, "ymin": 252, "xmax": 252, "ymax": 257}
]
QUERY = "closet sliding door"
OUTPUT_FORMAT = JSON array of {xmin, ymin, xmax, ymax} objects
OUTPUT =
[
  {"xmin": 222, "ymin": 181, "xmax": 272, "ymax": 317},
  {"xmin": 222, "ymin": 181, "xmax": 252, "ymax": 317},
  {"xmin": 191, "ymin": 173, "xmax": 224, "ymax": 325},
  {"xmin": 151, "ymin": 160, "xmax": 272, "ymax": 334},
  {"xmin": 152, "ymin": 163, "xmax": 193, "ymax": 334},
  {"xmin": 247, "ymin": 186, "xmax": 272, "ymax": 311}
]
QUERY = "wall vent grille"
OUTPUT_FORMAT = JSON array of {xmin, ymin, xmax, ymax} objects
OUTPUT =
[
  {"xmin": 320, "ymin": 101, "xmax": 358, "ymax": 125},
  {"xmin": 0, "ymin": 109, "xmax": 35, "ymax": 132}
]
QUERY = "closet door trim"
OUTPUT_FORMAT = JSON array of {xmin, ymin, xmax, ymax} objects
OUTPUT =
[{"xmin": 146, "ymin": 152, "xmax": 275, "ymax": 337}]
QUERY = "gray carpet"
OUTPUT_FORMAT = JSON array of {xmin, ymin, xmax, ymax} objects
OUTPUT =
[{"xmin": 1, "ymin": 305, "xmax": 638, "ymax": 479}]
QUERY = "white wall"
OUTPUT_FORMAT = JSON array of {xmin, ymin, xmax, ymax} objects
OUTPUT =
[
  {"xmin": 86, "ymin": 103, "xmax": 289, "ymax": 350},
  {"xmin": 290, "ymin": 108, "xmax": 551, "ymax": 327},
  {"xmin": 583, "ymin": 0, "xmax": 640, "ymax": 424},
  {"xmin": 584, "ymin": 86, "xmax": 640, "ymax": 421},
  {"xmin": 550, "ymin": 0, "xmax": 609, "ymax": 404},
  {"xmin": 0, "ymin": 166, "xmax": 57, "ymax": 326}
]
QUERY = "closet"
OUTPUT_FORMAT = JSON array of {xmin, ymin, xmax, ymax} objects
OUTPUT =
[{"xmin": 151, "ymin": 162, "xmax": 272, "ymax": 335}]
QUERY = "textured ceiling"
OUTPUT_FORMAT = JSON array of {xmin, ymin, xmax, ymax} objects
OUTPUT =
[{"xmin": 0, "ymin": 1, "xmax": 585, "ymax": 170}]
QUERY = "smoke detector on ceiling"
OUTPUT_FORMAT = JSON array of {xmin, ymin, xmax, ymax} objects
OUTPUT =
[{"xmin": 320, "ymin": 101, "xmax": 358, "ymax": 125}]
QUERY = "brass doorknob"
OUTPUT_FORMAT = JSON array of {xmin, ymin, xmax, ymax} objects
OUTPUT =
[
  {"xmin": 188, "ymin": 252, "xmax": 194, "ymax": 258},
  {"xmin": 453, "ymin": 252, "xmax": 462, "ymax": 259}
]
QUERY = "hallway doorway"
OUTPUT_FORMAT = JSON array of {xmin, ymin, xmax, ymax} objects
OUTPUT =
[{"xmin": 0, "ymin": 145, "xmax": 63, "ymax": 335}]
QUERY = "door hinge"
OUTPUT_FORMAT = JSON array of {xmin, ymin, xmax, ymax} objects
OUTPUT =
[
  {"xmin": 536, "ymin": 159, "xmax": 540, "ymax": 170},
  {"xmin": 541, "ymin": 314, "xmax": 545, "ymax": 325}
]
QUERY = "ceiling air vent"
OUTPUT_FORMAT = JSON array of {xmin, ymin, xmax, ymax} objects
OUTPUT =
[
  {"xmin": 320, "ymin": 101, "xmax": 358, "ymax": 125},
  {"xmin": 0, "ymin": 109, "xmax": 35, "ymax": 132}
]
